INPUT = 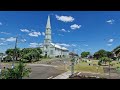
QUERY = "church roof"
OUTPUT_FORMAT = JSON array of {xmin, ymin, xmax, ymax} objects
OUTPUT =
[{"xmin": 50, "ymin": 43, "xmax": 68, "ymax": 51}]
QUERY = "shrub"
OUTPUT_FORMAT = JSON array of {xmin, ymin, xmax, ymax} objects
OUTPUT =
[
  {"xmin": 3, "ymin": 55, "xmax": 12, "ymax": 62},
  {"xmin": 0, "ymin": 60, "xmax": 31, "ymax": 79},
  {"xmin": 98, "ymin": 60, "xmax": 102, "ymax": 65}
]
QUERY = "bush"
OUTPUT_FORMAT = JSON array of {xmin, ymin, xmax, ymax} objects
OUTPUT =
[
  {"xmin": 3, "ymin": 55, "xmax": 12, "ymax": 62},
  {"xmin": 98, "ymin": 60, "xmax": 102, "ymax": 65},
  {"xmin": 20, "ymin": 59, "xmax": 29, "ymax": 63},
  {"xmin": 0, "ymin": 60, "xmax": 31, "ymax": 79}
]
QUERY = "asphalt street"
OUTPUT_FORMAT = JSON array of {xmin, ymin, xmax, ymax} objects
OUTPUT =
[{"xmin": 24, "ymin": 58, "xmax": 71, "ymax": 79}]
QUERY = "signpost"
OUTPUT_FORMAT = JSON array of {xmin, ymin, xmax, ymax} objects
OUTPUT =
[
  {"xmin": 0, "ymin": 53, "xmax": 3, "ymax": 75},
  {"xmin": 71, "ymin": 55, "xmax": 75, "ymax": 76},
  {"xmin": 64, "ymin": 60, "xmax": 66, "ymax": 70},
  {"xmin": 109, "ymin": 59, "xmax": 111, "ymax": 79}
]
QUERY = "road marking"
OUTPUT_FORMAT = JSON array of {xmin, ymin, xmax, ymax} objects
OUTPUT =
[{"xmin": 47, "ymin": 76, "xmax": 53, "ymax": 79}]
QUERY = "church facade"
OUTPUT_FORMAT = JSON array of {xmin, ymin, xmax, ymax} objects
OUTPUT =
[{"xmin": 40, "ymin": 16, "xmax": 69, "ymax": 58}]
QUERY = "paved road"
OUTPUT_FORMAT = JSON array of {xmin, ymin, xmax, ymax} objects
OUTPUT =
[
  {"xmin": 24, "ymin": 58, "xmax": 71, "ymax": 79},
  {"xmin": 0, "ymin": 58, "xmax": 71, "ymax": 79},
  {"xmin": 24, "ymin": 64, "xmax": 65, "ymax": 79}
]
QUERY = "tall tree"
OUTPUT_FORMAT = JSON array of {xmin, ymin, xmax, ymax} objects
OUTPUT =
[
  {"xmin": 21, "ymin": 47, "xmax": 42, "ymax": 62},
  {"xmin": 106, "ymin": 51, "xmax": 113, "ymax": 58},
  {"xmin": 81, "ymin": 51, "xmax": 90, "ymax": 58},
  {"xmin": 93, "ymin": 49, "xmax": 107, "ymax": 59},
  {"xmin": 5, "ymin": 48, "xmax": 21, "ymax": 60}
]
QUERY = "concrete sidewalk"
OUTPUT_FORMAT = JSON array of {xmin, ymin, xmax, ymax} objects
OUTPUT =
[{"xmin": 53, "ymin": 71, "xmax": 71, "ymax": 79}]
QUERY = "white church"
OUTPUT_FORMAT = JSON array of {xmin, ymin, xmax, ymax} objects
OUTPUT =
[{"xmin": 40, "ymin": 15, "xmax": 69, "ymax": 58}]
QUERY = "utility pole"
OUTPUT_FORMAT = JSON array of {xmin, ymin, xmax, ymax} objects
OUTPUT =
[
  {"xmin": 12, "ymin": 36, "xmax": 18, "ymax": 69},
  {"xmin": 0, "ymin": 53, "xmax": 2, "ymax": 75},
  {"xmin": 70, "ymin": 49, "xmax": 75, "ymax": 76},
  {"xmin": 109, "ymin": 59, "xmax": 111, "ymax": 79}
]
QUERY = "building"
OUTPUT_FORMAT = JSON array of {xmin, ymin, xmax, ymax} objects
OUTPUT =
[{"xmin": 40, "ymin": 15, "xmax": 69, "ymax": 58}]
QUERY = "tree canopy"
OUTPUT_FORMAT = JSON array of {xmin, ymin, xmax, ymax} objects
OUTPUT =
[
  {"xmin": 81, "ymin": 51, "xmax": 90, "ymax": 58},
  {"xmin": 4, "ymin": 47, "xmax": 42, "ymax": 62}
]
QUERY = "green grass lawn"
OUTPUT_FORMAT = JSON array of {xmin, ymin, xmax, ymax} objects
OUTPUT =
[
  {"xmin": 73, "ymin": 62, "xmax": 104, "ymax": 73},
  {"xmin": 68, "ymin": 59, "xmax": 104, "ymax": 73},
  {"xmin": 71, "ymin": 58, "xmax": 120, "ymax": 74}
]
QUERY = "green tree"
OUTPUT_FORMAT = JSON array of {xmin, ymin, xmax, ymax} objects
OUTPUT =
[
  {"xmin": 106, "ymin": 51, "xmax": 113, "ymax": 58},
  {"xmin": 34, "ymin": 47, "xmax": 42, "ymax": 61},
  {"xmin": 5, "ymin": 48, "xmax": 21, "ymax": 60},
  {"xmin": 3, "ymin": 55, "xmax": 12, "ymax": 62},
  {"xmin": 93, "ymin": 49, "xmax": 107, "ymax": 59},
  {"xmin": 0, "ymin": 60, "xmax": 31, "ymax": 79},
  {"xmin": 99, "ymin": 57, "xmax": 112, "ymax": 65},
  {"xmin": 21, "ymin": 47, "xmax": 42, "ymax": 62},
  {"xmin": 4, "ymin": 47, "xmax": 42, "ymax": 63},
  {"xmin": 81, "ymin": 51, "xmax": 90, "ymax": 58},
  {"xmin": 6, "ymin": 49, "xmax": 14, "ymax": 56}
]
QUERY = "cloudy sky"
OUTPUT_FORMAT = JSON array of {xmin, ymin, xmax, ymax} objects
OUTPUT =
[{"xmin": 0, "ymin": 11, "xmax": 120, "ymax": 54}]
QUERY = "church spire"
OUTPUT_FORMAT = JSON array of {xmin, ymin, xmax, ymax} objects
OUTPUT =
[
  {"xmin": 46, "ymin": 15, "xmax": 51, "ymax": 29},
  {"xmin": 44, "ymin": 15, "xmax": 52, "ymax": 45}
]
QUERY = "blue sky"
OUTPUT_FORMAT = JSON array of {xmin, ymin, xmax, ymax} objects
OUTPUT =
[{"xmin": 0, "ymin": 11, "xmax": 120, "ymax": 54}]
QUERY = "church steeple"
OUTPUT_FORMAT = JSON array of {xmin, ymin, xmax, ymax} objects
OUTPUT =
[
  {"xmin": 44, "ymin": 15, "xmax": 52, "ymax": 45},
  {"xmin": 46, "ymin": 15, "xmax": 51, "ymax": 29}
]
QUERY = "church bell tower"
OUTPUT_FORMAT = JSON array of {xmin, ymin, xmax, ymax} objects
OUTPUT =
[{"xmin": 43, "ymin": 15, "xmax": 52, "ymax": 57}]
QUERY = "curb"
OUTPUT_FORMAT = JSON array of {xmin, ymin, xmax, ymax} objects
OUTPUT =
[{"xmin": 52, "ymin": 71, "xmax": 71, "ymax": 79}]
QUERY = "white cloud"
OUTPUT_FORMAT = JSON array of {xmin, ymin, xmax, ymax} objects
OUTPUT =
[
  {"xmin": 68, "ymin": 30, "xmax": 70, "ymax": 32},
  {"xmin": 84, "ymin": 44, "xmax": 88, "ymax": 46},
  {"xmin": 29, "ymin": 43, "xmax": 42, "ymax": 47},
  {"xmin": 0, "ymin": 43, "xmax": 3, "ymax": 45},
  {"xmin": 0, "ymin": 22, "xmax": 2, "ymax": 25},
  {"xmin": 108, "ymin": 39, "xmax": 114, "ymax": 43},
  {"xmin": 106, "ymin": 19, "xmax": 115, "ymax": 24},
  {"xmin": 0, "ymin": 38, "xmax": 5, "ymax": 41},
  {"xmin": 107, "ymin": 44, "xmax": 112, "ymax": 46},
  {"xmin": 56, "ymin": 43, "xmax": 70, "ymax": 47},
  {"xmin": 58, "ymin": 34, "xmax": 64, "ymax": 36},
  {"xmin": 20, "ymin": 29, "xmax": 41, "ymax": 37},
  {"xmin": 59, "ymin": 29, "xmax": 71, "ymax": 33},
  {"xmin": 88, "ymin": 48, "xmax": 92, "ymax": 50},
  {"xmin": 71, "ymin": 44, "xmax": 76, "ymax": 47},
  {"xmin": 70, "ymin": 24, "xmax": 81, "ymax": 30},
  {"xmin": 61, "ymin": 29, "xmax": 67, "ymax": 32},
  {"xmin": 6, "ymin": 37, "xmax": 16, "ymax": 42},
  {"xmin": 56, "ymin": 15, "xmax": 74, "ymax": 22},
  {"xmin": 20, "ymin": 29, "xmax": 30, "ymax": 33},
  {"xmin": 28, "ymin": 31, "xmax": 41, "ymax": 37},
  {"xmin": 21, "ymin": 39, "xmax": 26, "ymax": 42},
  {"xmin": 59, "ymin": 29, "xmax": 67, "ymax": 32},
  {"xmin": 42, "ymin": 32, "xmax": 45, "ymax": 36},
  {"xmin": 0, "ymin": 32, "xmax": 10, "ymax": 35}
]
